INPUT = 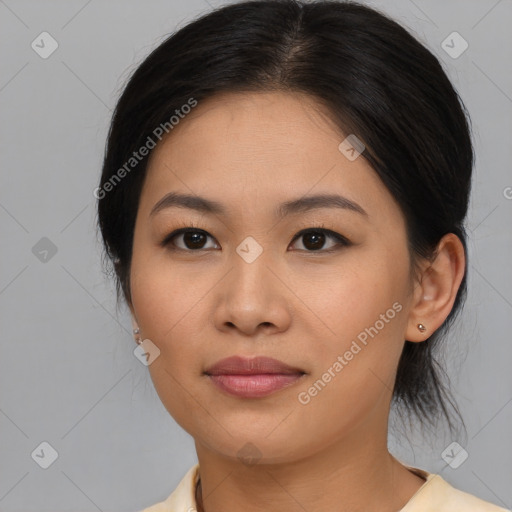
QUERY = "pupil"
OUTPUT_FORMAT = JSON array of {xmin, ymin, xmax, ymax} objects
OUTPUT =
[
  {"xmin": 184, "ymin": 231, "xmax": 205, "ymax": 249},
  {"xmin": 304, "ymin": 231, "xmax": 325, "ymax": 250}
]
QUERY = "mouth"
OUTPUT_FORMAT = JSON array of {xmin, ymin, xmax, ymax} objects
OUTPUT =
[{"xmin": 204, "ymin": 355, "xmax": 306, "ymax": 398}]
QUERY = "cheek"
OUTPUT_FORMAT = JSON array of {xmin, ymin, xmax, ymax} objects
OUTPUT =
[
  {"xmin": 293, "ymin": 304, "xmax": 407, "ymax": 446},
  {"xmin": 130, "ymin": 260, "xmax": 208, "ymax": 432},
  {"xmin": 303, "ymin": 252, "xmax": 409, "ymax": 349},
  {"xmin": 296, "ymin": 253, "xmax": 410, "ymax": 408},
  {"xmin": 129, "ymin": 244, "xmax": 226, "ymax": 383},
  {"xmin": 130, "ymin": 245, "xmax": 211, "ymax": 344}
]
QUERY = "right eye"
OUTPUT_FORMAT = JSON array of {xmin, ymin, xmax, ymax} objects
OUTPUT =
[{"xmin": 161, "ymin": 228, "xmax": 220, "ymax": 251}]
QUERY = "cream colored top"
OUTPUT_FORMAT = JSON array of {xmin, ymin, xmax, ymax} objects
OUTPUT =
[{"xmin": 140, "ymin": 462, "xmax": 510, "ymax": 512}]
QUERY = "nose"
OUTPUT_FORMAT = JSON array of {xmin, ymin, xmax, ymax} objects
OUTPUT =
[{"xmin": 212, "ymin": 251, "xmax": 292, "ymax": 337}]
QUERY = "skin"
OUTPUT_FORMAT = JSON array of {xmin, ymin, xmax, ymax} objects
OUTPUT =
[{"xmin": 128, "ymin": 90, "xmax": 465, "ymax": 512}]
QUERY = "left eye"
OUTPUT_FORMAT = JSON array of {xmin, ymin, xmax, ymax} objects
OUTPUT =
[
  {"xmin": 161, "ymin": 227, "xmax": 349, "ymax": 252},
  {"xmin": 289, "ymin": 228, "xmax": 350, "ymax": 252}
]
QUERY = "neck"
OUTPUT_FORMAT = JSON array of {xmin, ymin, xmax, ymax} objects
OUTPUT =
[{"xmin": 193, "ymin": 417, "xmax": 425, "ymax": 512}]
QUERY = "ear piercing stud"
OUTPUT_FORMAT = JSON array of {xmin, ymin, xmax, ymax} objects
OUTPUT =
[{"xmin": 417, "ymin": 323, "xmax": 426, "ymax": 333}]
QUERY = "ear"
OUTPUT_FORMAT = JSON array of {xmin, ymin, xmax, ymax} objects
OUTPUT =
[
  {"xmin": 405, "ymin": 233, "xmax": 466, "ymax": 342},
  {"xmin": 130, "ymin": 312, "xmax": 138, "ymax": 331},
  {"xmin": 128, "ymin": 302, "xmax": 139, "ymax": 332}
]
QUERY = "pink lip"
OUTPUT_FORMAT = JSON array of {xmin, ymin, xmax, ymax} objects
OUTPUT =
[{"xmin": 205, "ymin": 356, "xmax": 306, "ymax": 398}]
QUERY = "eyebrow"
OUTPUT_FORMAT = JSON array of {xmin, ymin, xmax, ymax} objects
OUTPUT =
[{"xmin": 150, "ymin": 192, "xmax": 368, "ymax": 219}]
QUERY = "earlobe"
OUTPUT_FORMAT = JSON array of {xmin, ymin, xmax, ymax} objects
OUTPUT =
[
  {"xmin": 405, "ymin": 233, "xmax": 466, "ymax": 343},
  {"xmin": 130, "ymin": 311, "xmax": 141, "ymax": 344}
]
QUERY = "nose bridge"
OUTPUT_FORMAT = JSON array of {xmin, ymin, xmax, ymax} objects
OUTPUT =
[
  {"xmin": 229, "ymin": 236, "xmax": 275, "ymax": 296},
  {"xmin": 211, "ymin": 236, "xmax": 292, "ymax": 334}
]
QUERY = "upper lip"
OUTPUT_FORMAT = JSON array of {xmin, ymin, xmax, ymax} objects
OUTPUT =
[{"xmin": 204, "ymin": 356, "xmax": 305, "ymax": 375}]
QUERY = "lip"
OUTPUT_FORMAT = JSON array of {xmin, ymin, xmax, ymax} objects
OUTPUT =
[{"xmin": 204, "ymin": 356, "xmax": 306, "ymax": 398}]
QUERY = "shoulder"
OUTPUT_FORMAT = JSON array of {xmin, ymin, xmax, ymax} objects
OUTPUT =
[
  {"xmin": 138, "ymin": 462, "xmax": 510, "ymax": 512},
  {"xmin": 401, "ymin": 469, "xmax": 510, "ymax": 512},
  {"xmin": 434, "ymin": 477, "xmax": 510, "ymax": 512},
  {"xmin": 138, "ymin": 463, "xmax": 200, "ymax": 512}
]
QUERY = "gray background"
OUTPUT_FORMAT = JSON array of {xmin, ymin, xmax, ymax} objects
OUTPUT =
[{"xmin": 0, "ymin": 0, "xmax": 511, "ymax": 511}]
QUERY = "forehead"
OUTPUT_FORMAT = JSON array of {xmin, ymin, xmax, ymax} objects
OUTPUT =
[
  {"xmin": 149, "ymin": 90, "xmax": 341, "ymax": 168},
  {"xmin": 140, "ymin": 91, "xmax": 401, "ymax": 224}
]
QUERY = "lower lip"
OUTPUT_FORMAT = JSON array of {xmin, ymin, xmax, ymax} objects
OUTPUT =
[{"xmin": 207, "ymin": 373, "xmax": 304, "ymax": 398}]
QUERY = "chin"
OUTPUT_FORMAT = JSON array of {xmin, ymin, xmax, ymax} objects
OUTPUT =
[{"xmin": 192, "ymin": 423, "xmax": 319, "ymax": 466}]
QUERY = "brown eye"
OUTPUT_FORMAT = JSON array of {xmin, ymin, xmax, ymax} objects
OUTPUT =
[
  {"xmin": 181, "ymin": 231, "xmax": 208, "ymax": 249},
  {"xmin": 161, "ymin": 227, "xmax": 350, "ymax": 253},
  {"xmin": 162, "ymin": 228, "xmax": 219, "ymax": 251},
  {"xmin": 289, "ymin": 228, "xmax": 350, "ymax": 252}
]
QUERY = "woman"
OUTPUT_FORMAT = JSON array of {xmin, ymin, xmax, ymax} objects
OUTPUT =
[{"xmin": 96, "ymin": 1, "xmax": 509, "ymax": 510}]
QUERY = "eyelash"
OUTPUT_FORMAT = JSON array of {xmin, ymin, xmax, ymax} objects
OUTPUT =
[{"xmin": 160, "ymin": 222, "xmax": 351, "ymax": 254}]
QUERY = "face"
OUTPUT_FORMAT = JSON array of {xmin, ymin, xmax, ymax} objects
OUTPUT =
[{"xmin": 129, "ymin": 91, "xmax": 416, "ymax": 464}]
